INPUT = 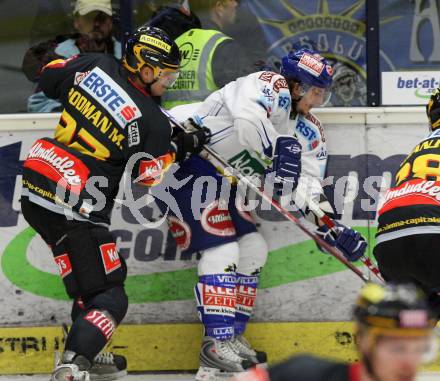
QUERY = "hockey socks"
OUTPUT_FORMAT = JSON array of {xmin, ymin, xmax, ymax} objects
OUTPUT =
[
  {"xmin": 195, "ymin": 273, "xmax": 237, "ymax": 340},
  {"xmin": 234, "ymin": 273, "xmax": 258, "ymax": 335}
]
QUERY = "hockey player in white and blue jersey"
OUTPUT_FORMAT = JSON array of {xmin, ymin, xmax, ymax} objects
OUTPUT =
[{"xmin": 161, "ymin": 48, "xmax": 367, "ymax": 381}]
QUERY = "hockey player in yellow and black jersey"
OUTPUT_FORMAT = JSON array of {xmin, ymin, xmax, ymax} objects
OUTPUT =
[
  {"xmin": 374, "ymin": 88, "xmax": 440, "ymax": 320},
  {"xmin": 20, "ymin": 26, "xmax": 209, "ymax": 381}
]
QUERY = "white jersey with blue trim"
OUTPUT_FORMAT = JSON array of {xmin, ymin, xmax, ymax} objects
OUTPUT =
[
  {"xmin": 169, "ymin": 94, "xmax": 328, "ymax": 223},
  {"xmin": 169, "ymin": 72, "xmax": 328, "ymax": 210},
  {"xmin": 170, "ymin": 71, "xmax": 292, "ymax": 178}
]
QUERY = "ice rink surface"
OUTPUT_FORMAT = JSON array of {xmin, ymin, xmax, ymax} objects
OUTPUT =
[{"xmin": 0, "ymin": 374, "xmax": 439, "ymax": 380}]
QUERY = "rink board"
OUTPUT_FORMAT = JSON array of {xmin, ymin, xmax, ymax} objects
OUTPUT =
[
  {"xmin": 0, "ymin": 322, "xmax": 356, "ymax": 374},
  {"xmin": 1, "ymin": 322, "xmax": 440, "ymax": 374}
]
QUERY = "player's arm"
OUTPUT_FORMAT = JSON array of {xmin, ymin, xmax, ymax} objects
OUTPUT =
[
  {"xmin": 131, "ymin": 110, "xmax": 174, "ymax": 187},
  {"xmin": 227, "ymin": 73, "xmax": 289, "ymax": 155},
  {"xmin": 134, "ymin": 112, "xmax": 208, "ymax": 186},
  {"xmin": 228, "ymin": 73, "xmax": 301, "ymax": 190}
]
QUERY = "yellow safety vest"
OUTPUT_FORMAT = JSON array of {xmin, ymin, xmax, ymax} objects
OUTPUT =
[{"xmin": 162, "ymin": 29, "xmax": 231, "ymax": 109}]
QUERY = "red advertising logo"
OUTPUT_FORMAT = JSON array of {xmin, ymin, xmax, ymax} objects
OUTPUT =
[
  {"xmin": 298, "ymin": 52, "xmax": 325, "ymax": 77},
  {"xmin": 201, "ymin": 200, "xmax": 236, "ymax": 236},
  {"xmin": 273, "ymin": 78, "xmax": 288, "ymax": 93},
  {"xmin": 54, "ymin": 253, "xmax": 72, "ymax": 279},
  {"xmin": 84, "ymin": 310, "xmax": 115, "ymax": 340},
  {"xmin": 138, "ymin": 152, "xmax": 174, "ymax": 186},
  {"xmin": 23, "ymin": 139, "xmax": 90, "ymax": 194},
  {"xmin": 236, "ymin": 285, "xmax": 257, "ymax": 307},
  {"xmin": 99, "ymin": 243, "xmax": 121, "ymax": 274},
  {"xmin": 258, "ymin": 71, "xmax": 276, "ymax": 83},
  {"xmin": 168, "ymin": 216, "xmax": 191, "ymax": 251},
  {"xmin": 121, "ymin": 105, "xmax": 137, "ymax": 121},
  {"xmin": 202, "ymin": 285, "xmax": 236, "ymax": 308}
]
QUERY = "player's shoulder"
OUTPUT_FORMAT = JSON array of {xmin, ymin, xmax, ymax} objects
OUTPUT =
[
  {"xmin": 269, "ymin": 354, "xmax": 349, "ymax": 381},
  {"xmin": 47, "ymin": 53, "xmax": 116, "ymax": 74},
  {"xmin": 254, "ymin": 71, "xmax": 289, "ymax": 92},
  {"xmin": 304, "ymin": 111, "xmax": 322, "ymax": 129}
]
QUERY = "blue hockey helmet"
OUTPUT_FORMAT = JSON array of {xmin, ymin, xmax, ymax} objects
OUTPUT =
[
  {"xmin": 280, "ymin": 48, "xmax": 333, "ymax": 107},
  {"xmin": 281, "ymin": 48, "xmax": 333, "ymax": 88}
]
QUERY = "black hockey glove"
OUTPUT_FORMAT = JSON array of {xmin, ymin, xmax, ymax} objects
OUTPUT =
[{"xmin": 171, "ymin": 118, "xmax": 211, "ymax": 161}]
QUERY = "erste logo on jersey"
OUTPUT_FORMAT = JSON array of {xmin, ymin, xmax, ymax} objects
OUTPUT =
[
  {"xmin": 296, "ymin": 120, "xmax": 318, "ymax": 141},
  {"xmin": 298, "ymin": 53, "xmax": 324, "ymax": 77},
  {"xmin": 305, "ymin": 113, "xmax": 325, "ymax": 142},
  {"xmin": 79, "ymin": 67, "xmax": 142, "ymax": 128}
]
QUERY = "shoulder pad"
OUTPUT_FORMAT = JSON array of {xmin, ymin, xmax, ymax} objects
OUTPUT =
[{"xmin": 258, "ymin": 72, "xmax": 289, "ymax": 93}]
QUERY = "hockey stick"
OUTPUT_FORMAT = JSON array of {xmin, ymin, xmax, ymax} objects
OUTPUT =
[
  {"xmin": 292, "ymin": 189, "xmax": 385, "ymax": 283},
  {"xmin": 162, "ymin": 109, "xmax": 370, "ymax": 283}
]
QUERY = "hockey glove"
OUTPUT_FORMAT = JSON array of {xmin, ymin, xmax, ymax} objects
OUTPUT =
[
  {"xmin": 316, "ymin": 223, "xmax": 367, "ymax": 262},
  {"xmin": 265, "ymin": 135, "xmax": 301, "ymax": 193},
  {"xmin": 171, "ymin": 118, "xmax": 211, "ymax": 161}
]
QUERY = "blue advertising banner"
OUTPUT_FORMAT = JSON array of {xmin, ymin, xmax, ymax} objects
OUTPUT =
[
  {"xmin": 245, "ymin": 0, "xmax": 367, "ymax": 106},
  {"xmin": 379, "ymin": 0, "xmax": 440, "ymax": 103},
  {"xmin": 380, "ymin": 0, "xmax": 440, "ymax": 71}
]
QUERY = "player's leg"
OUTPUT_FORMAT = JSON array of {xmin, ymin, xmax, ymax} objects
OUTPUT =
[
  {"xmin": 374, "ymin": 233, "xmax": 440, "ymax": 319},
  {"xmin": 21, "ymin": 197, "xmax": 128, "ymax": 381},
  {"xmin": 402, "ymin": 234, "xmax": 440, "ymax": 320},
  {"xmin": 69, "ymin": 299, "xmax": 127, "ymax": 381},
  {"xmin": 54, "ymin": 223, "xmax": 128, "ymax": 381},
  {"xmin": 156, "ymin": 158, "xmax": 254, "ymax": 380},
  {"xmin": 373, "ymin": 235, "xmax": 412, "ymax": 284},
  {"xmin": 229, "ymin": 188, "xmax": 268, "ymax": 364}
]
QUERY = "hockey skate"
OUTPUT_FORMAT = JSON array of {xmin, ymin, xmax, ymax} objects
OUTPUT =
[
  {"xmin": 230, "ymin": 335, "xmax": 267, "ymax": 366},
  {"xmin": 61, "ymin": 324, "xmax": 127, "ymax": 381},
  {"xmin": 51, "ymin": 351, "xmax": 90, "ymax": 381},
  {"xmin": 195, "ymin": 336, "xmax": 254, "ymax": 381},
  {"xmin": 50, "ymin": 363, "xmax": 90, "ymax": 381},
  {"xmin": 90, "ymin": 351, "xmax": 127, "ymax": 381}
]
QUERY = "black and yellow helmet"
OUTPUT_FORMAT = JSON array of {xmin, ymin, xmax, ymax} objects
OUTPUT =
[
  {"xmin": 427, "ymin": 88, "xmax": 440, "ymax": 132},
  {"xmin": 353, "ymin": 283, "xmax": 436, "ymax": 338},
  {"xmin": 122, "ymin": 26, "xmax": 181, "ymax": 78}
]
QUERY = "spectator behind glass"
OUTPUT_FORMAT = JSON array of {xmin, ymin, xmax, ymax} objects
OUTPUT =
[
  {"xmin": 147, "ymin": 1, "xmax": 201, "ymax": 40},
  {"xmin": 224, "ymin": 0, "xmax": 270, "ymax": 71},
  {"xmin": 22, "ymin": 0, "xmax": 121, "ymax": 113},
  {"xmin": 161, "ymin": 0, "xmax": 256, "ymax": 109}
]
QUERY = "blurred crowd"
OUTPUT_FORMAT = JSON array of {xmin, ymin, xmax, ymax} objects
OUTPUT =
[{"xmin": 21, "ymin": 0, "xmax": 270, "ymax": 113}]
